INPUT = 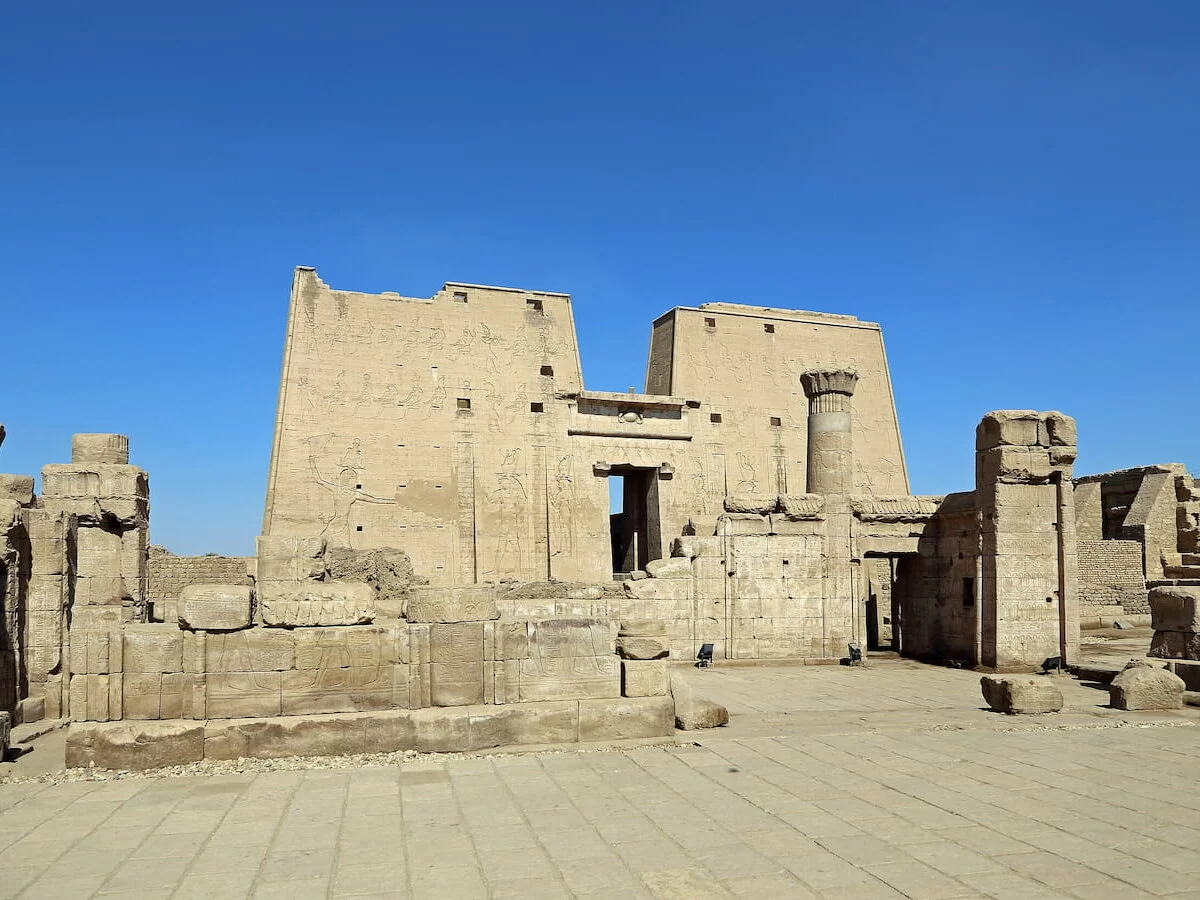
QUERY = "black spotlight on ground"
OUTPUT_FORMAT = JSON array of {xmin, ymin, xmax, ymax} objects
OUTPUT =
[{"xmin": 696, "ymin": 643, "xmax": 714, "ymax": 668}]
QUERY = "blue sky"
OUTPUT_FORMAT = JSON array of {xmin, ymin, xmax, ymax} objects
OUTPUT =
[{"xmin": 3, "ymin": 2, "xmax": 1198, "ymax": 555}]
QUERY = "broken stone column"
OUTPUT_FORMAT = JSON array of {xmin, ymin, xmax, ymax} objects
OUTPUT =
[
  {"xmin": 799, "ymin": 369, "xmax": 859, "ymax": 496},
  {"xmin": 1147, "ymin": 586, "xmax": 1200, "ymax": 659},
  {"xmin": 976, "ymin": 411, "xmax": 1080, "ymax": 671}
]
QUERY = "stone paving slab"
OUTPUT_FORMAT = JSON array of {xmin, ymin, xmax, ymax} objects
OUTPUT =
[{"xmin": 3, "ymin": 660, "xmax": 1200, "ymax": 898}]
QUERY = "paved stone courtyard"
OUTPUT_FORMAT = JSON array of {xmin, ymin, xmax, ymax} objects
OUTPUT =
[{"xmin": 4, "ymin": 659, "xmax": 1200, "ymax": 899}]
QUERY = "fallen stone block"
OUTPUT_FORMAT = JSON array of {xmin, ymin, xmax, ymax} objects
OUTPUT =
[
  {"xmin": 980, "ymin": 676, "xmax": 1064, "ymax": 715},
  {"xmin": 645, "ymin": 557, "xmax": 692, "ymax": 579},
  {"xmin": 407, "ymin": 585, "xmax": 499, "ymax": 623},
  {"xmin": 670, "ymin": 672, "xmax": 729, "ymax": 730},
  {"xmin": 178, "ymin": 584, "xmax": 253, "ymax": 631},
  {"xmin": 66, "ymin": 720, "xmax": 204, "ymax": 770},
  {"xmin": 1110, "ymin": 660, "xmax": 1185, "ymax": 711}
]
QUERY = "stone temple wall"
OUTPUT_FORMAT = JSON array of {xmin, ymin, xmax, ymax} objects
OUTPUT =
[{"xmin": 262, "ymin": 269, "xmax": 910, "ymax": 587}]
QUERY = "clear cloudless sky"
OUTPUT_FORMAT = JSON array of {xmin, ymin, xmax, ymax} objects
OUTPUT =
[{"xmin": 2, "ymin": 1, "xmax": 1198, "ymax": 555}]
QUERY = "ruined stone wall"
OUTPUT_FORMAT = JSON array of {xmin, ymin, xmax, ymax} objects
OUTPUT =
[
  {"xmin": 894, "ymin": 494, "xmax": 979, "ymax": 665},
  {"xmin": 1077, "ymin": 540, "xmax": 1147, "ymax": 615},
  {"xmin": 146, "ymin": 548, "xmax": 252, "ymax": 622}
]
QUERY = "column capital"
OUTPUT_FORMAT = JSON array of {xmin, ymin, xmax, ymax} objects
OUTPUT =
[{"xmin": 800, "ymin": 369, "xmax": 859, "ymax": 399}]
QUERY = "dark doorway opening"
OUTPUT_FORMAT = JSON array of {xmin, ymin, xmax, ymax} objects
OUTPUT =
[
  {"xmin": 864, "ymin": 555, "xmax": 900, "ymax": 652},
  {"xmin": 608, "ymin": 466, "xmax": 662, "ymax": 574}
]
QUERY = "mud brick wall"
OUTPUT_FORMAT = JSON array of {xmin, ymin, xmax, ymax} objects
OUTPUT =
[
  {"xmin": 146, "ymin": 548, "xmax": 251, "ymax": 616},
  {"xmin": 1078, "ymin": 540, "xmax": 1147, "ymax": 614}
]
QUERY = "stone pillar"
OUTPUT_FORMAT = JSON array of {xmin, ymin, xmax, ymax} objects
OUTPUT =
[
  {"xmin": 976, "ymin": 411, "xmax": 1080, "ymax": 671},
  {"xmin": 800, "ymin": 370, "xmax": 859, "ymax": 496}
]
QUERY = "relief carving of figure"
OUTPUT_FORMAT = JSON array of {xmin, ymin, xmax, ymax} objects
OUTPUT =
[
  {"xmin": 550, "ymin": 454, "xmax": 576, "ymax": 559},
  {"xmin": 735, "ymin": 452, "xmax": 758, "ymax": 494},
  {"xmin": 305, "ymin": 435, "xmax": 394, "ymax": 546}
]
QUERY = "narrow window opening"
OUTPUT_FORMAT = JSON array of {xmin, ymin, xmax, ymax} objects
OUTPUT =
[
  {"xmin": 710, "ymin": 413, "xmax": 722, "ymax": 424},
  {"xmin": 764, "ymin": 323, "xmax": 775, "ymax": 333},
  {"xmin": 540, "ymin": 365, "xmax": 554, "ymax": 377},
  {"xmin": 530, "ymin": 402, "xmax": 544, "ymax": 413},
  {"xmin": 526, "ymin": 297, "xmax": 543, "ymax": 310},
  {"xmin": 963, "ymin": 576, "xmax": 975, "ymax": 608},
  {"xmin": 685, "ymin": 399, "xmax": 701, "ymax": 409}
]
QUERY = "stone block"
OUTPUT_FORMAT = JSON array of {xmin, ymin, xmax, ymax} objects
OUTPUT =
[
  {"xmin": 578, "ymin": 696, "xmax": 674, "ymax": 741},
  {"xmin": 71, "ymin": 433, "xmax": 129, "ymax": 465},
  {"xmin": 70, "ymin": 630, "xmax": 115, "ymax": 675},
  {"xmin": 293, "ymin": 624, "xmax": 403, "ymax": 669},
  {"xmin": 407, "ymin": 585, "xmax": 499, "ymax": 623},
  {"xmin": 280, "ymin": 665, "xmax": 393, "ymax": 715},
  {"xmin": 1110, "ymin": 660, "xmax": 1185, "ymax": 710},
  {"xmin": 645, "ymin": 557, "xmax": 692, "ymax": 579},
  {"xmin": 670, "ymin": 672, "xmax": 729, "ymax": 729},
  {"xmin": 1043, "ymin": 411, "xmax": 1076, "ymax": 447},
  {"xmin": 429, "ymin": 622, "xmax": 485, "ymax": 706},
  {"xmin": 976, "ymin": 410, "xmax": 1041, "ymax": 449},
  {"xmin": 723, "ymin": 495, "xmax": 777, "ymax": 515},
  {"xmin": 205, "ymin": 629, "xmax": 294, "ymax": 672},
  {"xmin": 160, "ymin": 673, "xmax": 195, "ymax": 719},
  {"xmin": 204, "ymin": 714, "xmax": 366, "ymax": 760},
  {"xmin": 122, "ymin": 674, "xmax": 162, "ymax": 719},
  {"xmin": 465, "ymin": 701, "xmax": 579, "ymax": 749},
  {"xmin": 123, "ymin": 625, "xmax": 184, "ymax": 674},
  {"xmin": 1149, "ymin": 586, "xmax": 1200, "ymax": 633},
  {"xmin": 0, "ymin": 711, "xmax": 9, "ymax": 758},
  {"xmin": 0, "ymin": 474, "xmax": 34, "ymax": 505},
  {"xmin": 178, "ymin": 584, "xmax": 253, "ymax": 631},
  {"xmin": 980, "ymin": 676, "xmax": 1063, "ymax": 714},
  {"xmin": 205, "ymin": 672, "xmax": 282, "ymax": 718},
  {"xmin": 66, "ymin": 720, "xmax": 203, "ymax": 770},
  {"xmin": 255, "ymin": 535, "xmax": 326, "ymax": 582},
  {"xmin": 259, "ymin": 581, "xmax": 375, "ymax": 626},
  {"xmin": 617, "ymin": 620, "xmax": 669, "ymax": 660},
  {"xmin": 622, "ymin": 660, "xmax": 668, "ymax": 697}
]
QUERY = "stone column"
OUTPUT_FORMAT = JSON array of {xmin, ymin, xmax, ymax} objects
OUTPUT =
[{"xmin": 800, "ymin": 370, "xmax": 859, "ymax": 496}]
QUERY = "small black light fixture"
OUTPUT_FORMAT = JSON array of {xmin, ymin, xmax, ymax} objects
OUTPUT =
[{"xmin": 697, "ymin": 643, "xmax": 715, "ymax": 668}]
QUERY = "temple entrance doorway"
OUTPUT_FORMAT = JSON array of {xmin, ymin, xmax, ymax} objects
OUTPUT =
[{"xmin": 608, "ymin": 466, "xmax": 662, "ymax": 575}]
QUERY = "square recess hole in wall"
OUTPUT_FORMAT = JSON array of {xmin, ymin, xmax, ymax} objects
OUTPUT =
[
  {"xmin": 526, "ymin": 297, "xmax": 543, "ymax": 310},
  {"xmin": 770, "ymin": 416, "xmax": 782, "ymax": 427},
  {"xmin": 764, "ymin": 323, "xmax": 775, "ymax": 333},
  {"xmin": 355, "ymin": 525, "xmax": 363, "ymax": 532},
  {"xmin": 710, "ymin": 413, "xmax": 722, "ymax": 423},
  {"xmin": 704, "ymin": 317, "xmax": 716, "ymax": 329},
  {"xmin": 452, "ymin": 291, "xmax": 468, "ymax": 302},
  {"xmin": 456, "ymin": 397, "xmax": 471, "ymax": 410},
  {"xmin": 540, "ymin": 365, "xmax": 554, "ymax": 376},
  {"xmin": 530, "ymin": 402, "xmax": 544, "ymax": 413}
]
